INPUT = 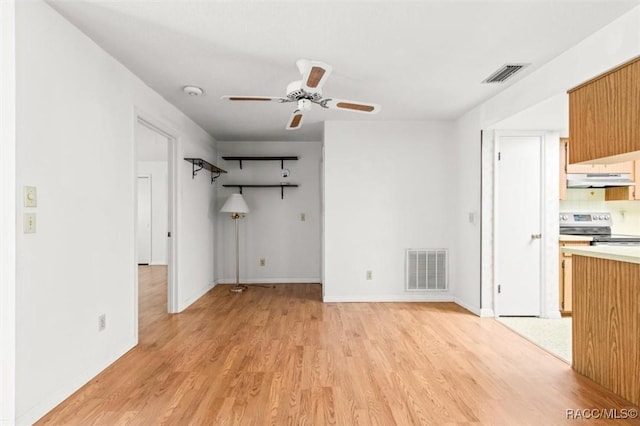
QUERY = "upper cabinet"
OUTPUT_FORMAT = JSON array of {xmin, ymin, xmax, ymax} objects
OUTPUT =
[
  {"xmin": 559, "ymin": 137, "xmax": 638, "ymax": 201},
  {"xmin": 568, "ymin": 56, "xmax": 640, "ymax": 164}
]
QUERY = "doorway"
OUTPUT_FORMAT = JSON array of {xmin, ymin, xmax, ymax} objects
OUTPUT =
[{"xmin": 134, "ymin": 115, "xmax": 177, "ymax": 342}]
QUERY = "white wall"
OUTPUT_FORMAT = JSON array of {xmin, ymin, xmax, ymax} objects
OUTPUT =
[
  {"xmin": 453, "ymin": 110, "xmax": 483, "ymax": 314},
  {"xmin": 454, "ymin": 5, "xmax": 640, "ymax": 316},
  {"xmin": 215, "ymin": 141, "xmax": 322, "ymax": 283},
  {"xmin": 323, "ymin": 121, "xmax": 456, "ymax": 302},
  {"xmin": 490, "ymin": 93, "xmax": 569, "ymax": 137},
  {"xmin": 1, "ymin": 1, "xmax": 17, "ymax": 424},
  {"xmin": 15, "ymin": 2, "xmax": 217, "ymax": 424},
  {"xmin": 137, "ymin": 162, "xmax": 168, "ymax": 265}
]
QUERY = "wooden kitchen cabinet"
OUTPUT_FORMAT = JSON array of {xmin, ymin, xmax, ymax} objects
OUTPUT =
[
  {"xmin": 559, "ymin": 138, "xmax": 634, "ymax": 200},
  {"xmin": 605, "ymin": 159, "xmax": 640, "ymax": 201},
  {"xmin": 567, "ymin": 56, "xmax": 640, "ymax": 164},
  {"xmin": 559, "ymin": 240, "xmax": 591, "ymax": 314}
]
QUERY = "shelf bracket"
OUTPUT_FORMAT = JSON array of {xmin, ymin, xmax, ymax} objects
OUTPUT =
[
  {"xmin": 281, "ymin": 186, "xmax": 284, "ymax": 199},
  {"xmin": 185, "ymin": 158, "xmax": 227, "ymax": 183},
  {"xmin": 191, "ymin": 160, "xmax": 204, "ymax": 179},
  {"xmin": 239, "ymin": 159, "xmax": 243, "ymax": 170}
]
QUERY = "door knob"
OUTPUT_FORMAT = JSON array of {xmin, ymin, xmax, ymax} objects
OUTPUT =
[{"xmin": 531, "ymin": 233, "xmax": 542, "ymax": 239}]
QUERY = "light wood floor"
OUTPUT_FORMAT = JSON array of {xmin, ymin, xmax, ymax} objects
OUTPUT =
[{"xmin": 37, "ymin": 266, "xmax": 638, "ymax": 425}]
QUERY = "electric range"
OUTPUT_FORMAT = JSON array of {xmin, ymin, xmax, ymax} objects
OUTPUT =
[{"xmin": 559, "ymin": 212, "xmax": 640, "ymax": 246}]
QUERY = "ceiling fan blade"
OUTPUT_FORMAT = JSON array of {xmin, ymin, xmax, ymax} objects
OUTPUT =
[
  {"xmin": 221, "ymin": 95, "xmax": 290, "ymax": 103},
  {"xmin": 296, "ymin": 59, "xmax": 333, "ymax": 92},
  {"xmin": 286, "ymin": 110, "xmax": 304, "ymax": 130},
  {"xmin": 320, "ymin": 98, "xmax": 381, "ymax": 113}
]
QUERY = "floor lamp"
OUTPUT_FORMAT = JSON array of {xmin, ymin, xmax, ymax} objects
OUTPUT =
[{"xmin": 220, "ymin": 193, "xmax": 250, "ymax": 293}]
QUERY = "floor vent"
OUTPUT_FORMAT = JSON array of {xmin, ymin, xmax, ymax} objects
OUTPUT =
[
  {"xmin": 406, "ymin": 249, "xmax": 448, "ymax": 291},
  {"xmin": 482, "ymin": 63, "xmax": 529, "ymax": 83}
]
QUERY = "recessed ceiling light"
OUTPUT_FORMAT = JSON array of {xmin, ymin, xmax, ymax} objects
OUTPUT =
[{"xmin": 183, "ymin": 86, "xmax": 204, "ymax": 96}]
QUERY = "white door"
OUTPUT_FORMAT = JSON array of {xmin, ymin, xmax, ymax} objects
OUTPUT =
[
  {"xmin": 495, "ymin": 134, "xmax": 541, "ymax": 316},
  {"xmin": 137, "ymin": 176, "xmax": 151, "ymax": 265}
]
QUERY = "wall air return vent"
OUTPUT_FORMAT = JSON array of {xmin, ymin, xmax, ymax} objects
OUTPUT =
[
  {"xmin": 482, "ymin": 63, "xmax": 530, "ymax": 83},
  {"xmin": 406, "ymin": 249, "xmax": 448, "ymax": 291}
]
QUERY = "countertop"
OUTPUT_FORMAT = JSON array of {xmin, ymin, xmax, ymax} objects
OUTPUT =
[{"xmin": 561, "ymin": 245, "xmax": 640, "ymax": 264}]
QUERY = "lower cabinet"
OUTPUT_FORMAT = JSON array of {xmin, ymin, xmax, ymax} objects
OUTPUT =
[{"xmin": 559, "ymin": 241, "xmax": 591, "ymax": 314}]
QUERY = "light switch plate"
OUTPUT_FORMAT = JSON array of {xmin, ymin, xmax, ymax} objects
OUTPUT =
[
  {"xmin": 24, "ymin": 213, "xmax": 36, "ymax": 233},
  {"xmin": 24, "ymin": 186, "xmax": 37, "ymax": 207}
]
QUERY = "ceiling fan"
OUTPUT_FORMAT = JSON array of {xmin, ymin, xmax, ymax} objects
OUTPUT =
[{"xmin": 221, "ymin": 59, "xmax": 381, "ymax": 130}]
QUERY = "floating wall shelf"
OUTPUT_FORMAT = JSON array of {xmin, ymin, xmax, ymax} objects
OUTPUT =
[
  {"xmin": 184, "ymin": 158, "xmax": 227, "ymax": 183},
  {"xmin": 222, "ymin": 184, "xmax": 299, "ymax": 199},
  {"xmin": 222, "ymin": 156, "xmax": 298, "ymax": 169}
]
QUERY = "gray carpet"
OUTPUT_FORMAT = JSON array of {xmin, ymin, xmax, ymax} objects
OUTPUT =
[{"xmin": 497, "ymin": 317, "xmax": 572, "ymax": 363}]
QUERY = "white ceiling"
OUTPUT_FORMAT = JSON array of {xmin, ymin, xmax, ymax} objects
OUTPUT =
[{"xmin": 48, "ymin": 0, "xmax": 639, "ymax": 142}]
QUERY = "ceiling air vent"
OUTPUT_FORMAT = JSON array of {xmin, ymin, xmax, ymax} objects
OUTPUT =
[{"xmin": 482, "ymin": 63, "xmax": 530, "ymax": 83}]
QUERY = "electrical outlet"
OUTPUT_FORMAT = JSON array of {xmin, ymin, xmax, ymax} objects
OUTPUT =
[
  {"xmin": 260, "ymin": 258, "xmax": 266, "ymax": 266},
  {"xmin": 98, "ymin": 314, "xmax": 106, "ymax": 332},
  {"xmin": 23, "ymin": 213, "xmax": 36, "ymax": 233},
  {"xmin": 300, "ymin": 213, "xmax": 306, "ymax": 222},
  {"xmin": 366, "ymin": 270, "xmax": 372, "ymax": 280}
]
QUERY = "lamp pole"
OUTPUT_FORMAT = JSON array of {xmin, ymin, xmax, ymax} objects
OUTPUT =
[{"xmin": 230, "ymin": 213, "xmax": 247, "ymax": 293}]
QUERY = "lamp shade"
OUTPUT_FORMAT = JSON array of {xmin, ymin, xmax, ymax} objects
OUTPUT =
[{"xmin": 220, "ymin": 193, "xmax": 250, "ymax": 214}]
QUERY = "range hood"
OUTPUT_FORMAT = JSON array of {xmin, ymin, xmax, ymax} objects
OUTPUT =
[{"xmin": 566, "ymin": 173, "xmax": 635, "ymax": 188}]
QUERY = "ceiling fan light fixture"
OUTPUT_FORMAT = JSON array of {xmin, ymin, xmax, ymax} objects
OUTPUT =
[
  {"xmin": 183, "ymin": 85, "xmax": 204, "ymax": 96},
  {"xmin": 221, "ymin": 59, "xmax": 380, "ymax": 130},
  {"xmin": 297, "ymin": 99, "xmax": 312, "ymax": 111}
]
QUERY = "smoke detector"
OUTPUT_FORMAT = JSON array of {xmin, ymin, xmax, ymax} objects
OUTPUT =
[{"xmin": 183, "ymin": 86, "xmax": 204, "ymax": 96}]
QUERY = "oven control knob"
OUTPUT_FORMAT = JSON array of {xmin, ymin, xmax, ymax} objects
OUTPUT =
[
  {"xmin": 561, "ymin": 215, "xmax": 568, "ymax": 221},
  {"xmin": 600, "ymin": 215, "xmax": 605, "ymax": 220},
  {"xmin": 592, "ymin": 215, "xmax": 597, "ymax": 220},
  {"xmin": 605, "ymin": 215, "xmax": 610, "ymax": 220}
]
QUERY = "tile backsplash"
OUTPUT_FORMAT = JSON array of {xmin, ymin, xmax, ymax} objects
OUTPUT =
[{"xmin": 560, "ymin": 188, "xmax": 640, "ymax": 235}]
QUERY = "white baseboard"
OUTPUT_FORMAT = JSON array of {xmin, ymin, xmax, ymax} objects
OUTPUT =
[
  {"xmin": 480, "ymin": 308, "xmax": 495, "ymax": 317},
  {"xmin": 322, "ymin": 294, "xmax": 455, "ymax": 303},
  {"xmin": 542, "ymin": 310, "xmax": 562, "ymax": 319},
  {"xmin": 17, "ymin": 338, "xmax": 136, "ymax": 426},
  {"xmin": 215, "ymin": 278, "xmax": 322, "ymax": 285},
  {"xmin": 177, "ymin": 282, "xmax": 215, "ymax": 313},
  {"xmin": 454, "ymin": 298, "xmax": 481, "ymax": 316}
]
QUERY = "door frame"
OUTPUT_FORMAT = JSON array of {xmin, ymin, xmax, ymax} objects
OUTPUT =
[
  {"xmin": 0, "ymin": 1, "xmax": 16, "ymax": 421},
  {"xmin": 136, "ymin": 174, "xmax": 152, "ymax": 265},
  {"xmin": 133, "ymin": 109, "xmax": 180, "ymax": 343},
  {"xmin": 492, "ymin": 130, "xmax": 547, "ymax": 317}
]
